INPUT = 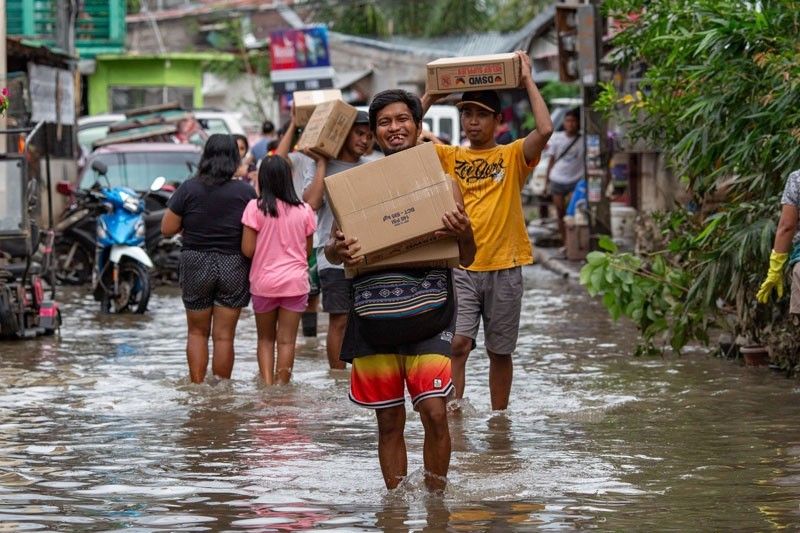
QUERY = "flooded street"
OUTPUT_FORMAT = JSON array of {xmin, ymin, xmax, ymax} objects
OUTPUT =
[{"xmin": 2, "ymin": 264, "xmax": 800, "ymax": 530}]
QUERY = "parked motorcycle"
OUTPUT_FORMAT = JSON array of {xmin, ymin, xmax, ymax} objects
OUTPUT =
[
  {"xmin": 88, "ymin": 161, "xmax": 165, "ymax": 313},
  {"xmin": 55, "ymin": 182, "xmax": 179, "ymax": 285}
]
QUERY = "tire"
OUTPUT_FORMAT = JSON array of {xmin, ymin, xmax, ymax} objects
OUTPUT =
[
  {"xmin": 55, "ymin": 238, "xmax": 93, "ymax": 285},
  {"xmin": 115, "ymin": 261, "xmax": 151, "ymax": 314}
]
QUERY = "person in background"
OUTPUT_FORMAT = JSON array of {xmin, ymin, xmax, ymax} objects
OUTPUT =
[
  {"xmin": 241, "ymin": 155, "xmax": 316, "ymax": 384},
  {"xmin": 302, "ymin": 111, "xmax": 372, "ymax": 371},
  {"xmin": 251, "ymin": 120, "xmax": 278, "ymax": 162},
  {"xmin": 233, "ymin": 134, "xmax": 255, "ymax": 181},
  {"xmin": 173, "ymin": 117, "xmax": 205, "ymax": 145},
  {"xmin": 161, "ymin": 134, "xmax": 257, "ymax": 383},
  {"xmin": 274, "ymin": 115, "xmax": 320, "ymax": 337},
  {"xmin": 422, "ymin": 50, "xmax": 553, "ymax": 411},
  {"xmin": 757, "ymin": 168, "xmax": 800, "ymax": 311},
  {"xmin": 545, "ymin": 109, "xmax": 584, "ymax": 245}
]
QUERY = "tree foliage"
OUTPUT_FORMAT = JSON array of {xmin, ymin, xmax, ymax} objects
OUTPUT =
[
  {"xmin": 583, "ymin": 0, "xmax": 800, "ymax": 370},
  {"xmin": 306, "ymin": 0, "xmax": 550, "ymax": 37}
]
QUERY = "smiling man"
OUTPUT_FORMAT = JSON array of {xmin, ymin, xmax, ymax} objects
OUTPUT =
[
  {"xmin": 325, "ymin": 90, "xmax": 476, "ymax": 492},
  {"xmin": 422, "ymin": 50, "xmax": 553, "ymax": 411}
]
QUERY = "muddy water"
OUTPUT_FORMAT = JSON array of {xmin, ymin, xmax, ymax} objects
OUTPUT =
[{"xmin": 2, "ymin": 265, "xmax": 800, "ymax": 530}]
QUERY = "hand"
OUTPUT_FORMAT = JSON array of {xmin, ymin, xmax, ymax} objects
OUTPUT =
[
  {"xmin": 418, "ymin": 129, "xmax": 442, "ymax": 144},
  {"xmin": 436, "ymin": 203, "xmax": 472, "ymax": 242},
  {"xmin": 516, "ymin": 50, "xmax": 533, "ymax": 84},
  {"xmin": 756, "ymin": 250, "xmax": 788, "ymax": 303},
  {"xmin": 301, "ymin": 148, "xmax": 328, "ymax": 164},
  {"xmin": 421, "ymin": 91, "xmax": 445, "ymax": 109},
  {"xmin": 332, "ymin": 230, "xmax": 363, "ymax": 267}
]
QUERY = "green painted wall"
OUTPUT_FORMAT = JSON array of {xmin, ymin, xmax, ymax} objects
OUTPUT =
[{"xmin": 88, "ymin": 56, "xmax": 205, "ymax": 115}]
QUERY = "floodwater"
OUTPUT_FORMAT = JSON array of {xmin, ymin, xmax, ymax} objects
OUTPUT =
[{"xmin": 2, "ymin": 265, "xmax": 800, "ymax": 531}]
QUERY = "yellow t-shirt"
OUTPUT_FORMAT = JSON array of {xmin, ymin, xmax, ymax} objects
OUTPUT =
[{"xmin": 436, "ymin": 140, "xmax": 536, "ymax": 271}]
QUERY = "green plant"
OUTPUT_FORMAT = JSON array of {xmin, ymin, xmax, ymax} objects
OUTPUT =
[{"xmin": 585, "ymin": 0, "xmax": 800, "ymax": 369}]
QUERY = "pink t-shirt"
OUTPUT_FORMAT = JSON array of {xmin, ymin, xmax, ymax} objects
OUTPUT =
[{"xmin": 241, "ymin": 199, "xmax": 316, "ymax": 297}]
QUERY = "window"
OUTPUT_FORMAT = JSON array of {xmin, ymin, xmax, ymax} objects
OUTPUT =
[
  {"xmin": 199, "ymin": 118, "xmax": 230, "ymax": 135},
  {"xmin": 109, "ymin": 87, "xmax": 195, "ymax": 113},
  {"xmin": 80, "ymin": 151, "xmax": 200, "ymax": 191}
]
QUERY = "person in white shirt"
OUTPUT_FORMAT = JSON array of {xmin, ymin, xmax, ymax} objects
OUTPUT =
[{"xmin": 545, "ymin": 109, "xmax": 584, "ymax": 244}]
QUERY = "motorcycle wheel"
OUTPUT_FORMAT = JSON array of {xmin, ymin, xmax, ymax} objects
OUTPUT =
[
  {"xmin": 55, "ymin": 239, "xmax": 93, "ymax": 285},
  {"xmin": 114, "ymin": 261, "xmax": 151, "ymax": 314}
]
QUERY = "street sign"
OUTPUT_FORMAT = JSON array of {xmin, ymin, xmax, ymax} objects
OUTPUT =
[{"xmin": 269, "ymin": 26, "xmax": 335, "ymax": 94}]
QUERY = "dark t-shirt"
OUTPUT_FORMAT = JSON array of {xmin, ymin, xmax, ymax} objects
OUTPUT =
[{"xmin": 167, "ymin": 177, "xmax": 257, "ymax": 254}]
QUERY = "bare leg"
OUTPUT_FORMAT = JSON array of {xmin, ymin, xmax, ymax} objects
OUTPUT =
[
  {"xmin": 326, "ymin": 313, "xmax": 348, "ymax": 370},
  {"xmin": 450, "ymin": 334, "xmax": 473, "ymax": 399},
  {"xmin": 553, "ymin": 193, "xmax": 567, "ymax": 244},
  {"xmin": 186, "ymin": 308, "xmax": 212, "ymax": 383},
  {"xmin": 375, "ymin": 405, "xmax": 407, "ymax": 489},
  {"xmin": 416, "ymin": 397, "xmax": 450, "ymax": 491},
  {"xmin": 255, "ymin": 310, "xmax": 278, "ymax": 385},
  {"xmin": 275, "ymin": 308, "xmax": 302, "ymax": 384},
  {"xmin": 210, "ymin": 306, "xmax": 241, "ymax": 379},
  {"xmin": 487, "ymin": 350, "xmax": 513, "ymax": 410}
]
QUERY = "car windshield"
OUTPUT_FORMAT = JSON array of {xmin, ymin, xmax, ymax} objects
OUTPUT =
[{"xmin": 80, "ymin": 151, "xmax": 199, "ymax": 190}]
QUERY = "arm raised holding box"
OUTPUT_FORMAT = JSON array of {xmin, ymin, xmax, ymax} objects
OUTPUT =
[
  {"xmin": 301, "ymin": 149, "xmax": 328, "ymax": 211},
  {"xmin": 273, "ymin": 110, "xmax": 296, "ymax": 162},
  {"xmin": 518, "ymin": 50, "xmax": 553, "ymax": 164}
]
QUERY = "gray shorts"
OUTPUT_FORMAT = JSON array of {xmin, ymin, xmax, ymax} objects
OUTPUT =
[
  {"xmin": 319, "ymin": 268, "xmax": 352, "ymax": 315},
  {"xmin": 792, "ymin": 263, "xmax": 800, "ymax": 314},
  {"xmin": 453, "ymin": 267, "xmax": 523, "ymax": 355}
]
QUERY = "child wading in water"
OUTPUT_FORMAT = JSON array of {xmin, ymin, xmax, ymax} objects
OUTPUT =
[{"xmin": 242, "ymin": 156, "xmax": 316, "ymax": 384}]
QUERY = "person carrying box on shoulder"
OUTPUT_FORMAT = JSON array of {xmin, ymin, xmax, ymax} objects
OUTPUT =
[
  {"xmin": 325, "ymin": 89, "xmax": 476, "ymax": 492},
  {"xmin": 301, "ymin": 110, "xmax": 372, "ymax": 371},
  {"xmin": 422, "ymin": 50, "xmax": 553, "ymax": 411}
]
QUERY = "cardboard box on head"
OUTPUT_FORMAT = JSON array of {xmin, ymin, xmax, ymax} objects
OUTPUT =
[
  {"xmin": 296, "ymin": 100, "xmax": 358, "ymax": 159},
  {"xmin": 293, "ymin": 89, "xmax": 343, "ymax": 127},
  {"xmin": 426, "ymin": 53, "xmax": 521, "ymax": 94},
  {"xmin": 324, "ymin": 142, "xmax": 458, "ymax": 265}
]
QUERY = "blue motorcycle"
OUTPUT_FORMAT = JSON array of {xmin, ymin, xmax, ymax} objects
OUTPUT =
[{"xmin": 88, "ymin": 161, "xmax": 165, "ymax": 313}]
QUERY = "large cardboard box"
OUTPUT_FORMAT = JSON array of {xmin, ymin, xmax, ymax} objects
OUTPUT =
[
  {"xmin": 324, "ymin": 142, "xmax": 457, "ymax": 265},
  {"xmin": 296, "ymin": 100, "xmax": 357, "ymax": 159},
  {"xmin": 426, "ymin": 53, "xmax": 521, "ymax": 94},
  {"xmin": 293, "ymin": 89, "xmax": 343, "ymax": 126},
  {"xmin": 345, "ymin": 238, "xmax": 460, "ymax": 278}
]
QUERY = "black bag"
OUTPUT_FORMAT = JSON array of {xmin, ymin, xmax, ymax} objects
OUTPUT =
[{"xmin": 352, "ymin": 269, "xmax": 454, "ymax": 348}]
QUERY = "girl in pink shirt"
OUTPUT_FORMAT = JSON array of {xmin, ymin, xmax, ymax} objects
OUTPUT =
[{"xmin": 242, "ymin": 155, "xmax": 316, "ymax": 384}]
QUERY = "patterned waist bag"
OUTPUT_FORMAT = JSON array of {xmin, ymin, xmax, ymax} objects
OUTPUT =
[{"xmin": 352, "ymin": 268, "xmax": 454, "ymax": 347}]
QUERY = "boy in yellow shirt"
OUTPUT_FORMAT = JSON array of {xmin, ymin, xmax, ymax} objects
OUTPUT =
[{"xmin": 422, "ymin": 50, "xmax": 553, "ymax": 410}]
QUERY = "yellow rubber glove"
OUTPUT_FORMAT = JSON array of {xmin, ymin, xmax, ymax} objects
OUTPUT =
[{"xmin": 756, "ymin": 250, "xmax": 788, "ymax": 303}]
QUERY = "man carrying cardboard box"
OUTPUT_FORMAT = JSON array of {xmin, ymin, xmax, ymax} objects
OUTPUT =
[
  {"xmin": 422, "ymin": 50, "xmax": 553, "ymax": 411},
  {"xmin": 325, "ymin": 89, "xmax": 476, "ymax": 492},
  {"xmin": 302, "ymin": 110, "xmax": 372, "ymax": 371}
]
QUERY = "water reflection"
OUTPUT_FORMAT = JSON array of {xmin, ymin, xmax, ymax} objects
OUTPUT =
[{"xmin": 1, "ymin": 269, "xmax": 800, "ymax": 529}]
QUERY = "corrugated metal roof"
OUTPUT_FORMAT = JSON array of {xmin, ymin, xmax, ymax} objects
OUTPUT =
[{"xmin": 331, "ymin": 5, "xmax": 554, "ymax": 58}]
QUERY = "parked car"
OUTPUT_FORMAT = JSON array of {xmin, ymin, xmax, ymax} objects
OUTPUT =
[
  {"xmin": 78, "ymin": 110, "xmax": 246, "ymax": 152},
  {"xmin": 77, "ymin": 142, "xmax": 201, "ymax": 192}
]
